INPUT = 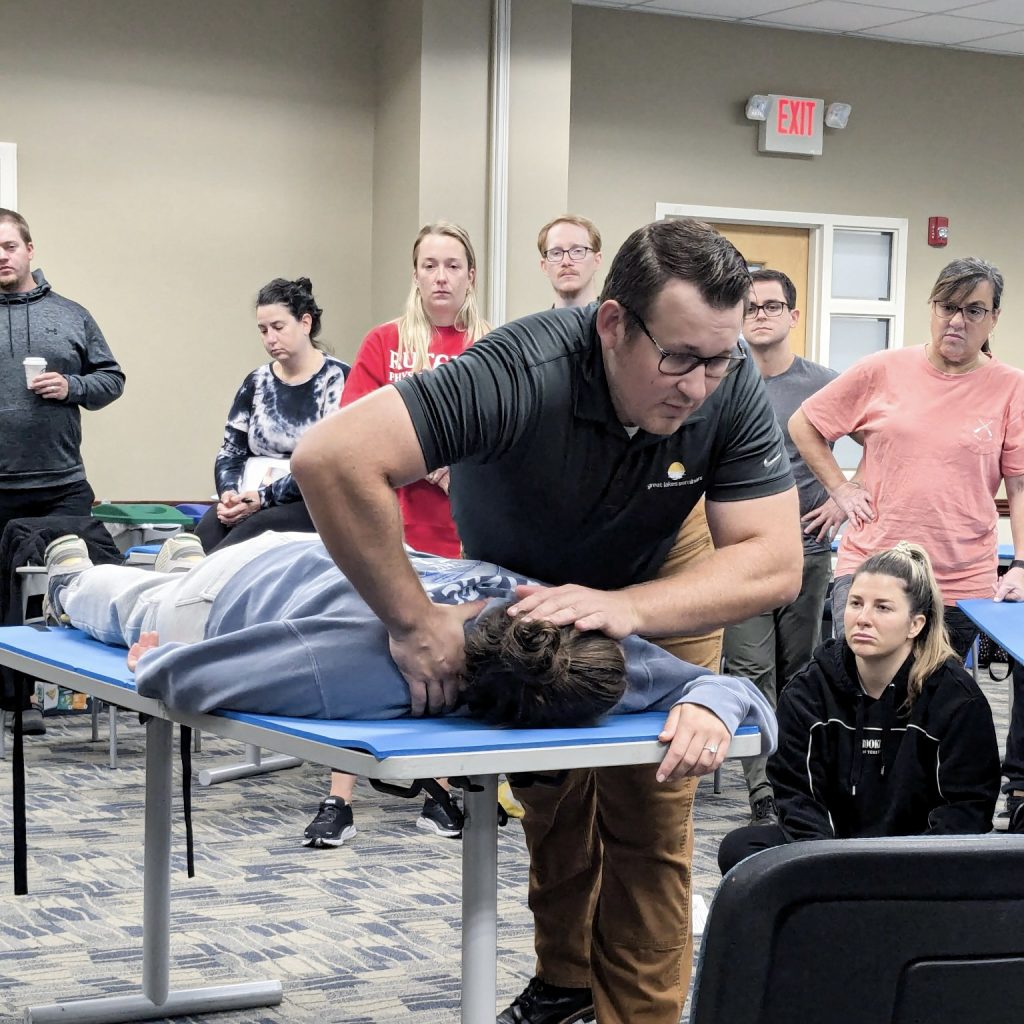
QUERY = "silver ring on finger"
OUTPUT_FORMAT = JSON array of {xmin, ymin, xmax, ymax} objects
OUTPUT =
[{"xmin": 703, "ymin": 742, "xmax": 719, "ymax": 755}]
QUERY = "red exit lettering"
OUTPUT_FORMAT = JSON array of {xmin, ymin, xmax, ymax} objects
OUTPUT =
[{"xmin": 776, "ymin": 98, "xmax": 817, "ymax": 136}]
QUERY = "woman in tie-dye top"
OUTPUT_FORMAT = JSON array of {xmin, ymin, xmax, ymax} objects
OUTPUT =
[{"xmin": 195, "ymin": 277, "xmax": 349, "ymax": 552}]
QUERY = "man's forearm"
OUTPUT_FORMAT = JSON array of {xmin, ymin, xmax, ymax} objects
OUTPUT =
[
  {"xmin": 291, "ymin": 422, "xmax": 433, "ymax": 636},
  {"xmin": 625, "ymin": 534, "xmax": 802, "ymax": 637}
]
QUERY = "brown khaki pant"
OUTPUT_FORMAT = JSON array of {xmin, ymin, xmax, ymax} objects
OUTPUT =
[{"xmin": 514, "ymin": 501, "xmax": 722, "ymax": 1024}]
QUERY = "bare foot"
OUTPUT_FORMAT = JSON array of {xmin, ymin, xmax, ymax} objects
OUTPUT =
[{"xmin": 126, "ymin": 630, "xmax": 160, "ymax": 672}]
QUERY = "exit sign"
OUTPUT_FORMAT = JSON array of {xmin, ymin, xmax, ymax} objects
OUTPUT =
[{"xmin": 759, "ymin": 95, "xmax": 824, "ymax": 156}]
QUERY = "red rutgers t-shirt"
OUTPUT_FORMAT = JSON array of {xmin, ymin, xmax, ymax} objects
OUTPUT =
[{"xmin": 341, "ymin": 321, "xmax": 471, "ymax": 557}]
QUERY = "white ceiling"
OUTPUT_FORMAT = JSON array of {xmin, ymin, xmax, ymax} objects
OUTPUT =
[{"xmin": 574, "ymin": 0, "xmax": 1024, "ymax": 56}]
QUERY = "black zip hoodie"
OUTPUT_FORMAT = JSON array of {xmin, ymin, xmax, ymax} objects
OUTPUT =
[
  {"xmin": 0, "ymin": 269, "xmax": 125, "ymax": 488},
  {"xmin": 768, "ymin": 638, "xmax": 1000, "ymax": 840}
]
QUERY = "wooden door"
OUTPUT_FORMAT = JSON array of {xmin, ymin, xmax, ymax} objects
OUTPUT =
[{"xmin": 711, "ymin": 223, "xmax": 810, "ymax": 357}]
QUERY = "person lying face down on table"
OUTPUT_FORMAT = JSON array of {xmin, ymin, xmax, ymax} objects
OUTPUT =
[{"xmin": 44, "ymin": 530, "xmax": 776, "ymax": 780}]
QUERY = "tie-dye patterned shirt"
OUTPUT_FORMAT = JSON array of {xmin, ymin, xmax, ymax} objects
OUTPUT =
[{"xmin": 214, "ymin": 356, "xmax": 349, "ymax": 507}]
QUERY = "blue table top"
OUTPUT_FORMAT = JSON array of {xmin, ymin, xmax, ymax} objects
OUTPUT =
[
  {"xmin": 958, "ymin": 599, "xmax": 1024, "ymax": 665},
  {"xmin": 0, "ymin": 625, "xmax": 756, "ymax": 760}
]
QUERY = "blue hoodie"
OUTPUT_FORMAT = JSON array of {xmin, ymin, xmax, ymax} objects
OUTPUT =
[{"xmin": 0, "ymin": 269, "xmax": 125, "ymax": 488}]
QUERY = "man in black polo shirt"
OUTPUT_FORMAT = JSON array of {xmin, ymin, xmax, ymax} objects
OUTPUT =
[{"xmin": 294, "ymin": 219, "xmax": 801, "ymax": 1024}]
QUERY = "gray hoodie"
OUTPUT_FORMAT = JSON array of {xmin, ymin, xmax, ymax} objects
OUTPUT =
[{"xmin": 0, "ymin": 269, "xmax": 125, "ymax": 488}]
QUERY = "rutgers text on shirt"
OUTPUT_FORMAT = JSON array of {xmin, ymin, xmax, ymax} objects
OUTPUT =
[{"xmin": 759, "ymin": 95, "xmax": 824, "ymax": 156}]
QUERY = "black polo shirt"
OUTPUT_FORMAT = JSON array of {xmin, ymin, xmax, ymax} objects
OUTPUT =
[{"xmin": 394, "ymin": 305, "xmax": 792, "ymax": 589}]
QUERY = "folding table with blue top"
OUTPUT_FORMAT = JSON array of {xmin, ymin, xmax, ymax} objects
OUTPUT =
[{"xmin": 0, "ymin": 625, "xmax": 760, "ymax": 1024}]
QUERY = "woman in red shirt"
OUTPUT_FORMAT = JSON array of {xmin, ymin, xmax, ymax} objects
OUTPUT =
[
  {"xmin": 340, "ymin": 221, "xmax": 488, "ymax": 556},
  {"xmin": 304, "ymin": 222, "xmax": 489, "ymax": 847}
]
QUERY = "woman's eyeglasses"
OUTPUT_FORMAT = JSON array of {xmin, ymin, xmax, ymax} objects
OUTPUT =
[{"xmin": 932, "ymin": 300, "xmax": 992, "ymax": 325}]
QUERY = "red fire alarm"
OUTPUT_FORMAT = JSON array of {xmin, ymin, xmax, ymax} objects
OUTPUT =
[{"xmin": 928, "ymin": 216, "xmax": 949, "ymax": 247}]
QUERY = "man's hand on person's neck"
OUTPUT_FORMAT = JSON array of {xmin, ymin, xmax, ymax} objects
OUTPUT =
[{"xmin": 390, "ymin": 601, "xmax": 488, "ymax": 715}]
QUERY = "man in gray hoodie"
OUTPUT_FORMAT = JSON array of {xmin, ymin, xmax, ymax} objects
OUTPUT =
[{"xmin": 0, "ymin": 208, "xmax": 125, "ymax": 543}]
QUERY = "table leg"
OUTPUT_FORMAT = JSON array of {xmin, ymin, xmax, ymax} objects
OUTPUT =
[
  {"xmin": 462, "ymin": 775, "xmax": 498, "ymax": 1024},
  {"xmin": 197, "ymin": 743, "xmax": 302, "ymax": 786},
  {"xmin": 25, "ymin": 717, "xmax": 282, "ymax": 1023}
]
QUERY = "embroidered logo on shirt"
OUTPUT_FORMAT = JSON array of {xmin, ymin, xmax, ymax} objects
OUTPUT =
[{"xmin": 667, "ymin": 462, "xmax": 685, "ymax": 480}]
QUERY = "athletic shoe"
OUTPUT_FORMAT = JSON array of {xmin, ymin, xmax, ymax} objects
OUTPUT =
[
  {"xmin": 498, "ymin": 780, "xmax": 525, "ymax": 819},
  {"xmin": 4, "ymin": 708, "xmax": 46, "ymax": 735},
  {"xmin": 994, "ymin": 792, "xmax": 1024, "ymax": 832},
  {"xmin": 750, "ymin": 795, "xmax": 780, "ymax": 827},
  {"xmin": 154, "ymin": 534, "xmax": 205, "ymax": 574},
  {"xmin": 496, "ymin": 977, "xmax": 595, "ymax": 1024},
  {"xmin": 43, "ymin": 535, "xmax": 93, "ymax": 623},
  {"xmin": 416, "ymin": 795, "xmax": 464, "ymax": 838},
  {"xmin": 1010, "ymin": 799, "xmax": 1024, "ymax": 836},
  {"xmin": 303, "ymin": 797, "xmax": 357, "ymax": 848},
  {"xmin": 44, "ymin": 534, "xmax": 91, "ymax": 573}
]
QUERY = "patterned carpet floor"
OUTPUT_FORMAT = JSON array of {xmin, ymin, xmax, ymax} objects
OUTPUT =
[{"xmin": 0, "ymin": 665, "xmax": 1012, "ymax": 1024}]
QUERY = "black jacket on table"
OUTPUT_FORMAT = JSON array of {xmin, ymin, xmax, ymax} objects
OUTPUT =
[{"xmin": 767, "ymin": 638, "xmax": 1000, "ymax": 840}]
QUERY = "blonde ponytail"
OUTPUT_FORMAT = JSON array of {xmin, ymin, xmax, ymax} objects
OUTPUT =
[{"xmin": 854, "ymin": 541, "xmax": 955, "ymax": 705}]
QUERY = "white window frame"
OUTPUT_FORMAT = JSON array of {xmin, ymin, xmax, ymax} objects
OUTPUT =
[
  {"xmin": 0, "ymin": 143, "xmax": 17, "ymax": 209},
  {"xmin": 654, "ymin": 202, "xmax": 908, "ymax": 363}
]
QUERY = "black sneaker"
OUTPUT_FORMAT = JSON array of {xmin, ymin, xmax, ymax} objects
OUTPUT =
[
  {"xmin": 750, "ymin": 795, "xmax": 779, "ymax": 826},
  {"xmin": 1011, "ymin": 800, "xmax": 1024, "ymax": 835},
  {"xmin": 4, "ymin": 708, "xmax": 46, "ymax": 735},
  {"xmin": 303, "ymin": 797, "xmax": 356, "ymax": 848},
  {"xmin": 496, "ymin": 977, "xmax": 594, "ymax": 1024},
  {"xmin": 416, "ymin": 795, "xmax": 464, "ymax": 837},
  {"xmin": 995, "ymin": 792, "xmax": 1024, "ymax": 832}
]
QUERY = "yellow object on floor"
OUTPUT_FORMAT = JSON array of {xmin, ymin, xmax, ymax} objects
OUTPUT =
[{"xmin": 497, "ymin": 780, "xmax": 525, "ymax": 819}]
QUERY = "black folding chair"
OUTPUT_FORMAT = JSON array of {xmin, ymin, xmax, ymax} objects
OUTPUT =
[{"xmin": 692, "ymin": 835, "xmax": 1024, "ymax": 1024}]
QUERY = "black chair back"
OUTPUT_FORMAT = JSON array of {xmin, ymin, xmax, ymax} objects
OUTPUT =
[{"xmin": 691, "ymin": 836, "xmax": 1024, "ymax": 1024}]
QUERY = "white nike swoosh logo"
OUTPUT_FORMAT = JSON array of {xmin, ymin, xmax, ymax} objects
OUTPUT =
[{"xmin": 764, "ymin": 452, "xmax": 782, "ymax": 467}]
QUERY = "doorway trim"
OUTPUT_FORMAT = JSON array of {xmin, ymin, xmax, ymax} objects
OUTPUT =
[
  {"xmin": 654, "ymin": 202, "xmax": 908, "ymax": 365},
  {"xmin": 0, "ymin": 143, "xmax": 17, "ymax": 209}
]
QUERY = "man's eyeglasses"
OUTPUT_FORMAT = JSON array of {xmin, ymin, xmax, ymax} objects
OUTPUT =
[
  {"xmin": 543, "ymin": 246, "xmax": 596, "ymax": 264},
  {"xmin": 744, "ymin": 300, "xmax": 790, "ymax": 319},
  {"xmin": 932, "ymin": 300, "xmax": 992, "ymax": 325},
  {"xmin": 619, "ymin": 303, "xmax": 746, "ymax": 379}
]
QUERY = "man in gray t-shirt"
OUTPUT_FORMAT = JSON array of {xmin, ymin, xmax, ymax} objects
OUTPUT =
[{"xmin": 724, "ymin": 269, "xmax": 846, "ymax": 825}]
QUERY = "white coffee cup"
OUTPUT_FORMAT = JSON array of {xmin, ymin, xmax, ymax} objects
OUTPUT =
[{"xmin": 23, "ymin": 356, "xmax": 46, "ymax": 388}]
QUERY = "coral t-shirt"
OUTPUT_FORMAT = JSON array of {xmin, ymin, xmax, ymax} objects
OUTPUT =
[
  {"xmin": 341, "ymin": 321, "xmax": 470, "ymax": 557},
  {"xmin": 801, "ymin": 345, "xmax": 1024, "ymax": 602}
]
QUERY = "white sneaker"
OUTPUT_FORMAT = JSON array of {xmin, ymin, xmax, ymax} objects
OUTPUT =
[
  {"xmin": 44, "ymin": 534, "xmax": 91, "ymax": 572},
  {"xmin": 43, "ymin": 535, "xmax": 93, "ymax": 623},
  {"xmin": 154, "ymin": 534, "xmax": 205, "ymax": 574}
]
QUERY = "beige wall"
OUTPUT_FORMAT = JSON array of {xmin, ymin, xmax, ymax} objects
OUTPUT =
[
  {"xmin": 3, "ymin": 0, "xmax": 376, "ymax": 498},
  {"xmin": 370, "ymin": 0, "xmax": 424, "ymax": 327},
  {"xmin": 568, "ymin": 7, "xmax": 1024, "ymax": 365},
  {"xmin": 8, "ymin": 2, "xmax": 1024, "ymax": 501},
  {"xmin": 369, "ymin": 0, "xmax": 490, "ymax": 326},
  {"xmin": 505, "ymin": 0, "xmax": 574, "ymax": 321}
]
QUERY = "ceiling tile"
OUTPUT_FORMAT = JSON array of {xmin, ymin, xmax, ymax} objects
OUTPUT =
[
  {"xmin": 845, "ymin": 0, "xmax": 986, "ymax": 11},
  {"xmin": 572, "ymin": 0, "xmax": 1024, "ymax": 57},
  {"xmin": 754, "ymin": 1, "xmax": 923, "ymax": 31},
  {"xmin": 634, "ymin": 0, "xmax": 806, "ymax": 16},
  {"xmin": 961, "ymin": 28, "xmax": 1024, "ymax": 52},
  {"xmin": 859, "ymin": 12, "xmax": 1020, "ymax": 42},
  {"xmin": 955, "ymin": 0, "xmax": 1024, "ymax": 25}
]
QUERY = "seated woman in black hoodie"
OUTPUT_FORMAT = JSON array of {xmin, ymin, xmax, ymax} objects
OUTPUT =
[{"xmin": 719, "ymin": 541, "xmax": 1000, "ymax": 874}]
